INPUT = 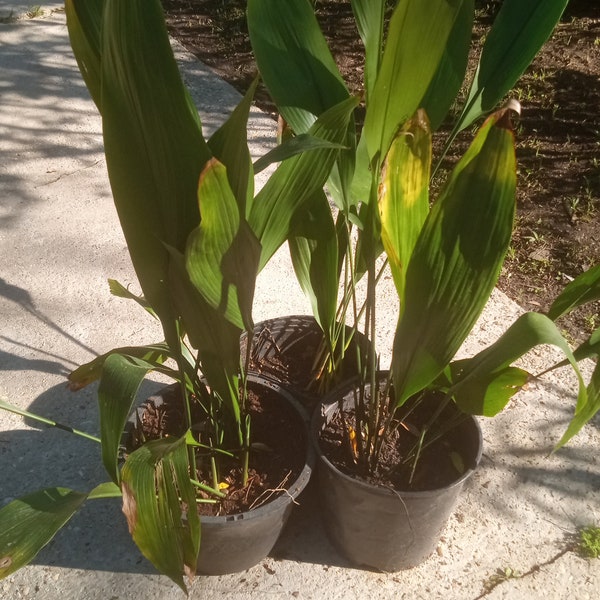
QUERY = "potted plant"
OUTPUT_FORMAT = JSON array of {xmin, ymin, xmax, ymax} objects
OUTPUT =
[
  {"xmin": 246, "ymin": 0, "xmax": 600, "ymax": 570},
  {"xmin": 0, "ymin": 0, "xmax": 358, "ymax": 591}
]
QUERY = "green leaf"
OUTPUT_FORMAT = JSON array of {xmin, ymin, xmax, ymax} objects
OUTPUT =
[
  {"xmin": 108, "ymin": 279, "xmax": 157, "ymax": 318},
  {"xmin": 98, "ymin": 353, "xmax": 157, "ymax": 484},
  {"xmin": 363, "ymin": 0, "xmax": 464, "ymax": 162},
  {"xmin": 421, "ymin": 0, "xmax": 474, "ymax": 131},
  {"xmin": 350, "ymin": 0, "xmax": 385, "ymax": 102},
  {"xmin": 379, "ymin": 110, "xmax": 431, "ymax": 308},
  {"xmin": 99, "ymin": 0, "xmax": 211, "ymax": 334},
  {"xmin": 250, "ymin": 95, "xmax": 359, "ymax": 269},
  {"xmin": 456, "ymin": 0, "xmax": 569, "ymax": 132},
  {"xmin": 391, "ymin": 108, "xmax": 517, "ymax": 406},
  {"xmin": 88, "ymin": 481, "xmax": 122, "ymax": 499},
  {"xmin": 68, "ymin": 343, "xmax": 172, "ymax": 391},
  {"xmin": 185, "ymin": 158, "xmax": 261, "ymax": 332},
  {"xmin": 0, "ymin": 488, "xmax": 87, "ymax": 579},
  {"xmin": 548, "ymin": 263, "xmax": 600, "ymax": 321},
  {"xmin": 450, "ymin": 364, "xmax": 530, "ymax": 416},
  {"xmin": 253, "ymin": 134, "xmax": 346, "ymax": 175},
  {"xmin": 447, "ymin": 311, "xmax": 586, "ymax": 427},
  {"xmin": 247, "ymin": 0, "xmax": 349, "ymax": 133},
  {"xmin": 121, "ymin": 436, "xmax": 200, "ymax": 593},
  {"xmin": 208, "ymin": 78, "xmax": 258, "ymax": 218},
  {"xmin": 289, "ymin": 190, "xmax": 339, "ymax": 334},
  {"xmin": 65, "ymin": 0, "xmax": 104, "ymax": 109}
]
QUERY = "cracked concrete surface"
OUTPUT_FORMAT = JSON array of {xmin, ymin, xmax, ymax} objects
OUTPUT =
[{"xmin": 1, "ymin": 5, "xmax": 599, "ymax": 599}]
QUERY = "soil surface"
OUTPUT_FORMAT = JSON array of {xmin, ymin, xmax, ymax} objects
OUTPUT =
[
  {"xmin": 124, "ymin": 382, "xmax": 307, "ymax": 516},
  {"xmin": 318, "ymin": 389, "xmax": 480, "ymax": 491},
  {"xmin": 162, "ymin": 0, "xmax": 600, "ymax": 343}
]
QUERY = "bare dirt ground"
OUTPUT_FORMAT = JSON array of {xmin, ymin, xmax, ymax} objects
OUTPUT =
[{"xmin": 161, "ymin": 0, "xmax": 600, "ymax": 343}]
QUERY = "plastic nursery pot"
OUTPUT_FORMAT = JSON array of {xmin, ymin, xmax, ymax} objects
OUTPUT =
[
  {"xmin": 240, "ymin": 315, "xmax": 370, "ymax": 412},
  {"xmin": 311, "ymin": 375, "xmax": 483, "ymax": 572},
  {"xmin": 123, "ymin": 375, "xmax": 314, "ymax": 576}
]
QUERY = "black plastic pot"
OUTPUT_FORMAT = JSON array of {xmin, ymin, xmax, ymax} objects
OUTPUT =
[
  {"xmin": 124, "ymin": 375, "xmax": 314, "ymax": 575},
  {"xmin": 241, "ymin": 315, "xmax": 369, "ymax": 411},
  {"xmin": 312, "ymin": 376, "xmax": 482, "ymax": 571}
]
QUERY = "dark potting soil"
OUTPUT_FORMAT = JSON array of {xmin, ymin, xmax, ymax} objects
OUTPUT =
[
  {"xmin": 125, "ymin": 382, "xmax": 307, "ymax": 517},
  {"xmin": 318, "ymin": 391, "xmax": 477, "ymax": 492}
]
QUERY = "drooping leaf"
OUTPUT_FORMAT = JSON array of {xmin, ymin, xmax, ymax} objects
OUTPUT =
[
  {"xmin": 350, "ymin": 0, "xmax": 386, "ymax": 102},
  {"xmin": 97, "ymin": 353, "xmax": 157, "ymax": 484},
  {"xmin": 247, "ymin": 0, "xmax": 349, "ymax": 134},
  {"xmin": 556, "ymin": 359, "xmax": 600, "ymax": 450},
  {"xmin": 185, "ymin": 158, "xmax": 261, "ymax": 332},
  {"xmin": 0, "ymin": 488, "xmax": 87, "ymax": 579},
  {"xmin": 363, "ymin": 0, "xmax": 464, "ymax": 162},
  {"xmin": 68, "ymin": 343, "xmax": 173, "ymax": 391},
  {"xmin": 250, "ymin": 95, "xmax": 359, "ymax": 269},
  {"xmin": 455, "ymin": 0, "xmax": 569, "ymax": 133},
  {"xmin": 421, "ymin": 0, "xmax": 474, "ymax": 131},
  {"xmin": 548, "ymin": 263, "xmax": 600, "ymax": 321},
  {"xmin": 391, "ymin": 108, "xmax": 517, "ymax": 406},
  {"xmin": 379, "ymin": 110, "xmax": 431, "ymax": 308},
  {"xmin": 121, "ymin": 436, "xmax": 200, "ymax": 593},
  {"xmin": 450, "ymin": 364, "xmax": 530, "ymax": 416},
  {"xmin": 446, "ymin": 311, "xmax": 589, "ymax": 446}
]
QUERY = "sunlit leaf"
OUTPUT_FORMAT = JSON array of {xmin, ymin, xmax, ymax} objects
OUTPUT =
[
  {"xmin": 379, "ymin": 110, "xmax": 431, "ymax": 308},
  {"xmin": 186, "ymin": 158, "xmax": 261, "ymax": 332},
  {"xmin": 392, "ymin": 108, "xmax": 517, "ymax": 406}
]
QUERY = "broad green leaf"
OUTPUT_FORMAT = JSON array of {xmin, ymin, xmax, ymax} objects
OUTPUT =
[
  {"xmin": 573, "ymin": 327, "xmax": 600, "ymax": 363},
  {"xmin": 65, "ymin": 0, "xmax": 104, "ymax": 109},
  {"xmin": 379, "ymin": 110, "xmax": 431, "ymax": 307},
  {"xmin": 253, "ymin": 135, "xmax": 346, "ymax": 175},
  {"xmin": 68, "ymin": 343, "xmax": 173, "ymax": 391},
  {"xmin": 250, "ymin": 95, "xmax": 359, "ymax": 269},
  {"xmin": 289, "ymin": 189, "xmax": 339, "ymax": 335},
  {"xmin": 208, "ymin": 78, "xmax": 258, "ymax": 218},
  {"xmin": 350, "ymin": 0, "xmax": 385, "ymax": 102},
  {"xmin": 456, "ymin": 0, "xmax": 569, "ymax": 133},
  {"xmin": 0, "ymin": 488, "xmax": 87, "ymax": 579},
  {"xmin": 421, "ymin": 0, "xmax": 474, "ymax": 131},
  {"xmin": 186, "ymin": 159, "xmax": 261, "ymax": 332},
  {"xmin": 548, "ymin": 263, "xmax": 600, "ymax": 321},
  {"xmin": 450, "ymin": 364, "xmax": 530, "ymax": 416},
  {"xmin": 247, "ymin": 0, "xmax": 349, "ymax": 133},
  {"xmin": 100, "ymin": 0, "xmax": 211, "ymax": 334},
  {"xmin": 98, "ymin": 353, "xmax": 157, "ymax": 484},
  {"xmin": 0, "ymin": 397, "xmax": 101, "ymax": 444},
  {"xmin": 363, "ymin": 0, "xmax": 464, "ymax": 162},
  {"xmin": 121, "ymin": 436, "xmax": 200, "ymax": 593},
  {"xmin": 446, "ymin": 312, "xmax": 589, "ymax": 446},
  {"xmin": 391, "ymin": 108, "xmax": 517, "ymax": 406}
]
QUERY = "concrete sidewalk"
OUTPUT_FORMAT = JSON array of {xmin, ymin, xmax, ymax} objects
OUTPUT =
[{"xmin": 1, "ymin": 5, "xmax": 599, "ymax": 599}]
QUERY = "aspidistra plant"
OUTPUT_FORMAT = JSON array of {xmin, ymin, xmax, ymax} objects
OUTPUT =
[
  {"xmin": 248, "ymin": 0, "xmax": 596, "ymax": 475},
  {"xmin": 0, "ymin": 0, "xmax": 357, "ymax": 590}
]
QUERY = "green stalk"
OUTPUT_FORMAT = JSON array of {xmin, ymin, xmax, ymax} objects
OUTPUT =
[{"xmin": 0, "ymin": 400, "xmax": 101, "ymax": 444}]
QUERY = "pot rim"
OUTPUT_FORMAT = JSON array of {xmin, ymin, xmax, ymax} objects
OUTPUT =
[{"xmin": 311, "ymin": 372, "xmax": 483, "ymax": 499}]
